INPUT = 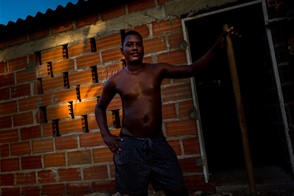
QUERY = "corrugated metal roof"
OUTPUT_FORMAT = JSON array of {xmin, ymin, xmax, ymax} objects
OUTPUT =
[
  {"xmin": 0, "ymin": 0, "xmax": 132, "ymax": 39},
  {"xmin": 1, "ymin": 1, "xmax": 79, "ymax": 27}
]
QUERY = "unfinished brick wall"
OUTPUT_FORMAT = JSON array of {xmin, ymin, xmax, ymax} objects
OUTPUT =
[{"xmin": 0, "ymin": 1, "xmax": 212, "ymax": 195}]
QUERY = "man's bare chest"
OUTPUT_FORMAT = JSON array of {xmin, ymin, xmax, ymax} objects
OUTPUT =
[{"xmin": 116, "ymin": 75, "xmax": 160, "ymax": 99}]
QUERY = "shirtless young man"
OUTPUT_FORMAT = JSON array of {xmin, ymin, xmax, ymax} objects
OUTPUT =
[{"xmin": 95, "ymin": 29, "xmax": 232, "ymax": 195}]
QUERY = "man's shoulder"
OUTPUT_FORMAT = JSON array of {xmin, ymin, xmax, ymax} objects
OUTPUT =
[
  {"xmin": 104, "ymin": 69, "xmax": 125, "ymax": 84},
  {"xmin": 108, "ymin": 68, "xmax": 125, "ymax": 78}
]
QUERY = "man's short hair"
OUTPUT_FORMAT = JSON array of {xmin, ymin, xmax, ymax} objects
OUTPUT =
[{"xmin": 121, "ymin": 30, "xmax": 143, "ymax": 47}]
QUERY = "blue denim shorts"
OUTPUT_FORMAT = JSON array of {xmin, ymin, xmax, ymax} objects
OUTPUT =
[{"xmin": 113, "ymin": 135, "xmax": 185, "ymax": 195}]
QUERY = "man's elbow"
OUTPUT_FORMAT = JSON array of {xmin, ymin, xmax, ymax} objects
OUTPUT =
[{"xmin": 95, "ymin": 103, "xmax": 107, "ymax": 114}]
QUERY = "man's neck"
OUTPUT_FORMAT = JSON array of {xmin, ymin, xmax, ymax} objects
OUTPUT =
[{"xmin": 125, "ymin": 63, "xmax": 145, "ymax": 73}]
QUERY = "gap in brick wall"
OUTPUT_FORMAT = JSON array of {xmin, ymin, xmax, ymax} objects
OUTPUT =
[
  {"xmin": 91, "ymin": 66, "xmax": 98, "ymax": 83},
  {"xmin": 68, "ymin": 101, "xmax": 74, "ymax": 119},
  {"xmin": 112, "ymin": 109, "xmax": 121, "ymax": 128},
  {"xmin": 62, "ymin": 44, "xmax": 69, "ymax": 59},
  {"xmin": 76, "ymin": 85, "xmax": 81, "ymax": 102},
  {"xmin": 63, "ymin": 72, "xmax": 70, "ymax": 88},
  {"xmin": 47, "ymin": 62, "xmax": 53, "ymax": 77},
  {"xmin": 39, "ymin": 106, "xmax": 47, "ymax": 123},
  {"xmin": 37, "ymin": 78, "xmax": 43, "ymax": 94},
  {"xmin": 120, "ymin": 29, "xmax": 126, "ymax": 47},
  {"xmin": 89, "ymin": 38, "xmax": 97, "ymax": 52},
  {"xmin": 35, "ymin": 51, "xmax": 42, "ymax": 65},
  {"xmin": 82, "ymin": 115, "xmax": 89, "ymax": 133},
  {"xmin": 121, "ymin": 59, "xmax": 126, "ymax": 68},
  {"xmin": 52, "ymin": 119, "xmax": 60, "ymax": 137}
]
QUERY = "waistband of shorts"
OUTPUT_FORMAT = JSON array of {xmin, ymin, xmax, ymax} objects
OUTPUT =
[{"xmin": 119, "ymin": 132, "xmax": 166, "ymax": 141}]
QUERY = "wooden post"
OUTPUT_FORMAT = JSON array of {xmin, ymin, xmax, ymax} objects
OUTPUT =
[{"xmin": 223, "ymin": 24, "xmax": 257, "ymax": 195}]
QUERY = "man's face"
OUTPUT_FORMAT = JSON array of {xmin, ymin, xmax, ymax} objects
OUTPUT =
[{"xmin": 121, "ymin": 34, "xmax": 144, "ymax": 65}]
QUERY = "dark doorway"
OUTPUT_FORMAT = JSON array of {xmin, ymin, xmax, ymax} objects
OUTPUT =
[{"xmin": 185, "ymin": 2, "xmax": 293, "ymax": 186}]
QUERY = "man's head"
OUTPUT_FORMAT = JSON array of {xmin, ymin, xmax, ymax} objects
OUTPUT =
[
  {"xmin": 121, "ymin": 30, "xmax": 143, "ymax": 47},
  {"xmin": 121, "ymin": 30, "xmax": 144, "ymax": 65}
]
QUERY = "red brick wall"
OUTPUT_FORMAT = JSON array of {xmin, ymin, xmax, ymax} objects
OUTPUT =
[{"xmin": 0, "ymin": 1, "xmax": 211, "ymax": 195}]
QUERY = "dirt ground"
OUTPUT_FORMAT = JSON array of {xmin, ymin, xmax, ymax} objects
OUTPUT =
[{"xmin": 85, "ymin": 165, "xmax": 294, "ymax": 196}]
